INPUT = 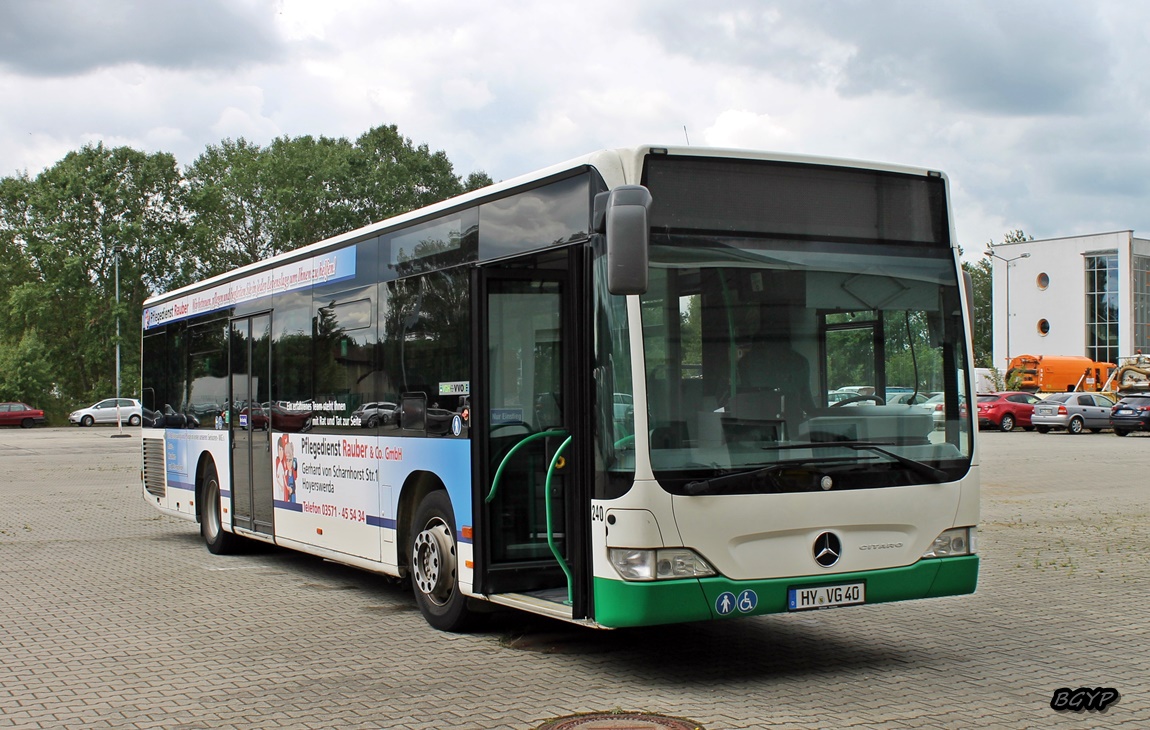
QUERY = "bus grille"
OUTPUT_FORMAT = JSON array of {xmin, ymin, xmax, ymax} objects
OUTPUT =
[{"xmin": 143, "ymin": 438, "xmax": 166, "ymax": 497}]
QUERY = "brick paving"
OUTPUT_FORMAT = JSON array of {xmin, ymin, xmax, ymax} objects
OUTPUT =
[{"xmin": 1, "ymin": 427, "xmax": 1146, "ymax": 729}]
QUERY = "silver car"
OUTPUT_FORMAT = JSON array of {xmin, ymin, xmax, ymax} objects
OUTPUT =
[
  {"xmin": 1031, "ymin": 392, "xmax": 1115, "ymax": 434},
  {"xmin": 69, "ymin": 398, "xmax": 143, "ymax": 427}
]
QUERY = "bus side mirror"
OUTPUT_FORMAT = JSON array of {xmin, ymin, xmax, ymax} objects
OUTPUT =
[{"xmin": 595, "ymin": 185, "xmax": 651, "ymax": 296}]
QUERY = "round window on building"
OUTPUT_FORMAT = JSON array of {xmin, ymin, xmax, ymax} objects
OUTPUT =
[
  {"xmin": 1036, "ymin": 272, "xmax": 1050, "ymax": 290},
  {"xmin": 1037, "ymin": 319, "xmax": 1050, "ymax": 336}
]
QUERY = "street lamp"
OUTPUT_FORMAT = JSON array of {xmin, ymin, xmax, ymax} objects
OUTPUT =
[
  {"xmin": 112, "ymin": 244, "xmax": 130, "ymax": 438},
  {"xmin": 984, "ymin": 248, "xmax": 1031, "ymax": 365}
]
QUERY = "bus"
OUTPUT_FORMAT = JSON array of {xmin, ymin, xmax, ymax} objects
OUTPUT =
[{"xmin": 140, "ymin": 145, "xmax": 979, "ymax": 631}]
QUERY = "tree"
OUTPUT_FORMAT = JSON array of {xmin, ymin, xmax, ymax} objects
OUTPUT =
[
  {"xmin": 185, "ymin": 137, "xmax": 277, "ymax": 277},
  {"xmin": 0, "ymin": 143, "xmax": 191, "ymax": 404},
  {"xmin": 0, "ymin": 329, "xmax": 53, "ymax": 406},
  {"xmin": 0, "ymin": 124, "xmax": 491, "ymax": 411},
  {"xmin": 186, "ymin": 125, "xmax": 493, "ymax": 278},
  {"xmin": 964, "ymin": 257, "xmax": 993, "ymax": 366},
  {"xmin": 974, "ymin": 229, "xmax": 1035, "ymax": 367}
]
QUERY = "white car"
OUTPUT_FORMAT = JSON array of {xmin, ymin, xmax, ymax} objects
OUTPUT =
[{"xmin": 70, "ymin": 398, "xmax": 142, "ymax": 427}]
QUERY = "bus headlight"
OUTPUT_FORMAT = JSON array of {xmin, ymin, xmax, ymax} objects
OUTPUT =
[
  {"xmin": 609, "ymin": 548, "xmax": 716, "ymax": 581},
  {"xmin": 922, "ymin": 527, "xmax": 977, "ymax": 558}
]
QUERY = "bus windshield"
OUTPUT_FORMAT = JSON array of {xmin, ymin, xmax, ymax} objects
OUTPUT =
[{"xmin": 636, "ymin": 233, "xmax": 972, "ymax": 494}]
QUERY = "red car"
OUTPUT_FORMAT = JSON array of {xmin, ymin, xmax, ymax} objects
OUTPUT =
[
  {"xmin": 976, "ymin": 391, "xmax": 1042, "ymax": 432},
  {"xmin": 0, "ymin": 402, "xmax": 47, "ymax": 428}
]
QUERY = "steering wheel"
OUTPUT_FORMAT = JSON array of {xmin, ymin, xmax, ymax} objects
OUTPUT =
[{"xmin": 831, "ymin": 394, "xmax": 885, "ymax": 407}]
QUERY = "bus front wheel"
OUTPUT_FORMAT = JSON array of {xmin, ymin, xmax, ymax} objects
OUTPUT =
[
  {"xmin": 409, "ymin": 490, "xmax": 479, "ymax": 632},
  {"xmin": 201, "ymin": 462, "xmax": 241, "ymax": 555}
]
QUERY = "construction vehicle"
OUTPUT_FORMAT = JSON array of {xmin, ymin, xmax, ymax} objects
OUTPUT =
[
  {"xmin": 1005, "ymin": 354, "xmax": 1114, "ymax": 393},
  {"xmin": 1103, "ymin": 353, "xmax": 1150, "ymax": 393}
]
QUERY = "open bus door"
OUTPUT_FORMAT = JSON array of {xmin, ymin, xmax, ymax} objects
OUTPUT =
[{"xmin": 471, "ymin": 250, "xmax": 591, "ymax": 621}]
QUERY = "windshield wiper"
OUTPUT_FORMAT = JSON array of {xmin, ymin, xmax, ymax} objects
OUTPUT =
[
  {"xmin": 759, "ymin": 440, "xmax": 949, "ymax": 483},
  {"xmin": 685, "ymin": 462, "xmax": 798, "ymax": 496},
  {"xmin": 683, "ymin": 457, "xmax": 857, "ymax": 496}
]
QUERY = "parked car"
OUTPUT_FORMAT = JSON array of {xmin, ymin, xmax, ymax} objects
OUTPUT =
[
  {"xmin": 237, "ymin": 404, "xmax": 312, "ymax": 432},
  {"xmin": 143, "ymin": 405, "xmax": 199, "ymax": 429},
  {"xmin": 0, "ymin": 402, "xmax": 47, "ymax": 428},
  {"xmin": 613, "ymin": 393, "xmax": 635, "ymax": 421},
  {"xmin": 887, "ymin": 391, "xmax": 938, "ymax": 406},
  {"xmin": 919, "ymin": 393, "xmax": 968, "ymax": 430},
  {"xmin": 352, "ymin": 401, "xmax": 398, "ymax": 428},
  {"xmin": 238, "ymin": 405, "xmax": 268, "ymax": 430},
  {"xmin": 976, "ymin": 391, "xmax": 1042, "ymax": 432},
  {"xmin": 69, "ymin": 398, "xmax": 142, "ymax": 427},
  {"xmin": 1109, "ymin": 394, "xmax": 1150, "ymax": 436},
  {"xmin": 1032, "ymin": 392, "xmax": 1116, "ymax": 434}
]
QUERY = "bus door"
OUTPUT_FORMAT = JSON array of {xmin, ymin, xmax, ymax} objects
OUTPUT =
[
  {"xmin": 473, "ymin": 258, "xmax": 590, "ymax": 617},
  {"xmin": 229, "ymin": 313, "xmax": 274, "ymax": 536}
]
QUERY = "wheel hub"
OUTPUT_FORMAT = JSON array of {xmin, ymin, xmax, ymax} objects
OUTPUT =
[{"xmin": 412, "ymin": 521, "xmax": 456, "ymax": 605}]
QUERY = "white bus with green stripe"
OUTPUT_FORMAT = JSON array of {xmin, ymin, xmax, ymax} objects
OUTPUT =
[{"xmin": 141, "ymin": 145, "xmax": 977, "ymax": 632}]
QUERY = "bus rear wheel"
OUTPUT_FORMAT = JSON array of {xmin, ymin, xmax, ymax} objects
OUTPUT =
[
  {"xmin": 201, "ymin": 462, "xmax": 241, "ymax": 555},
  {"xmin": 409, "ymin": 490, "xmax": 480, "ymax": 632}
]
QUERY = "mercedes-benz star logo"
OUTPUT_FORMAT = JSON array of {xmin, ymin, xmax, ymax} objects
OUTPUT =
[{"xmin": 814, "ymin": 531, "xmax": 842, "ymax": 568}]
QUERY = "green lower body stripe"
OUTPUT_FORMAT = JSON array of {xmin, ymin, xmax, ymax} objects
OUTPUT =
[{"xmin": 593, "ymin": 555, "xmax": 979, "ymax": 628}]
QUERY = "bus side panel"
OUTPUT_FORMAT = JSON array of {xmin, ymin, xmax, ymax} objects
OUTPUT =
[
  {"xmin": 157, "ymin": 428, "xmax": 230, "ymax": 521},
  {"xmin": 269, "ymin": 434, "xmax": 472, "ymax": 578}
]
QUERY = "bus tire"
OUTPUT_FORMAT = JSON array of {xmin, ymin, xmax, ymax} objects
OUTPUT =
[
  {"xmin": 409, "ymin": 490, "xmax": 479, "ymax": 632},
  {"xmin": 201, "ymin": 461, "xmax": 241, "ymax": 555}
]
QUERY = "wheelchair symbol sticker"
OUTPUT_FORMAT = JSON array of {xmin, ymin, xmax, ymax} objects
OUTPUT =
[
  {"xmin": 716, "ymin": 589, "xmax": 758, "ymax": 616},
  {"xmin": 736, "ymin": 589, "xmax": 758, "ymax": 613}
]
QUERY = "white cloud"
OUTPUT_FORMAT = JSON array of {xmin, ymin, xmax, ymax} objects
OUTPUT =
[
  {"xmin": 2, "ymin": 0, "xmax": 1150, "ymax": 252},
  {"xmin": 700, "ymin": 110, "xmax": 794, "ymax": 149}
]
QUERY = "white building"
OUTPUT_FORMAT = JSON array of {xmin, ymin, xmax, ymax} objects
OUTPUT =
[{"xmin": 986, "ymin": 230, "xmax": 1150, "ymax": 370}]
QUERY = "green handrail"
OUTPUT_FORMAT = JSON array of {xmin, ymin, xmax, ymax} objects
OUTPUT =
[
  {"xmin": 545, "ymin": 435, "xmax": 575, "ymax": 605},
  {"xmin": 486, "ymin": 429, "xmax": 568, "ymax": 503},
  {"xmin": 486, "ymin": 428, "xmax": 575, "ymax": 605}
]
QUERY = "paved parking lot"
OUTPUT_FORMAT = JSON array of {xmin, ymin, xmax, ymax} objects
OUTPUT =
[{"xmin": 2, "ymin": 427, "xmax": 1147, "ymax": 729}]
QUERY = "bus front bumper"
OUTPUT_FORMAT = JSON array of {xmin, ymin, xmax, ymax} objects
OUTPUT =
[{"xmin": 592, "ymin": 554, "xmax": 979, "ymax": 629}]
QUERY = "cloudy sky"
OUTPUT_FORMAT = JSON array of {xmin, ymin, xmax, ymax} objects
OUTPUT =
[{"xmin": 1, "ymin": 0, "xmax": 1147, "ymax": 257}]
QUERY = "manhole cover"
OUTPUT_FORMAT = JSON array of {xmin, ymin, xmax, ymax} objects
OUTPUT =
[{"xmin": 536, "ymin": 712, "xmax": 704, "ymax": 730}]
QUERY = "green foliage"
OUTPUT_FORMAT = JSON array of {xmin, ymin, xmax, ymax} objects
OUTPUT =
[
  {"xmin": 184, "ymin": 124, "xmax": 484, "ymax": 277},
  {"xmin": 0, "ymin": 143, "xmax": 190, "ymax": 405},
  {"xmin": 0, "ymin": 124, "xmax": 489, "ymax": 412},
  {"xmin": 964, "ymin": 257, "xmax": 992, "ymax": 366},
  {"xmin": 0, "ymin": 329, "xmax": 53, "ymax": 404},
  {"xmin": 974, "ymin": 229, "xmax": 1035, "ymax": 368}
]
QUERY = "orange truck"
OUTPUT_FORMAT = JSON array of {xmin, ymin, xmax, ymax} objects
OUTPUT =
[{"xmin": 1005, "ymin": 354, "xmax": 1114, "ymax": 393}]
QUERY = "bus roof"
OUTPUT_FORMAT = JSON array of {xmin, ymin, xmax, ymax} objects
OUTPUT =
[{"xmin": 145, "ymin": 145, "xmax": 943, "ymax": 307}]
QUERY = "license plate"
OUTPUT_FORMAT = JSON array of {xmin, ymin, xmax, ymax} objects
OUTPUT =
[
  {"xmin": 788, "ymin": 582, "xmax": 865, "ymax": 611},
  {"xmin": 1118, "ymin": 409, "xmax": 1134, "ymax": 415}
]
